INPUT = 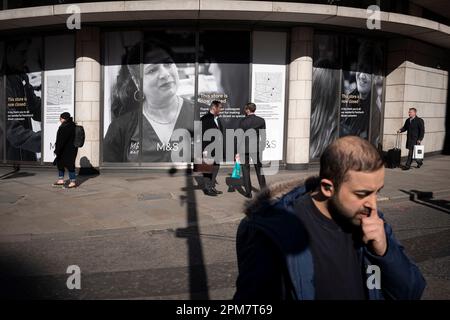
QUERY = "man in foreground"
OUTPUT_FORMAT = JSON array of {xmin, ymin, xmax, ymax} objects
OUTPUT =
[{"xmin": 234, "ymin": 136, "xmax": 425, "ymax": 300}]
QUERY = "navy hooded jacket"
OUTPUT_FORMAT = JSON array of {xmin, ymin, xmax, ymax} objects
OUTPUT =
[{"xmin": 234, "ymin": 179, "xmax": 426, "ymax": 300}]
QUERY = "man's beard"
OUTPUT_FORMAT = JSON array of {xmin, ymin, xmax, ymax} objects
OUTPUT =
[
  {"xmin": 327, "ymin": 196, "xmax": 366, "ymax": 246},
  {"xmin": 328, "ymin": 196, "xmax": 361, "ymax": 231}
]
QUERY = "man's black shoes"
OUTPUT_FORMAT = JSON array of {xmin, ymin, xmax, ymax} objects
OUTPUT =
[
  {"xmin": 203, "ymin": 188, "xmax": 217, "ymax": 196},
  {"xmin": 417, "ymin": 163, "xmax": 422, "ymax": 168},
  {"xmin": 203, "ymin": 187, "xmax": 222, "ymax": 196}
]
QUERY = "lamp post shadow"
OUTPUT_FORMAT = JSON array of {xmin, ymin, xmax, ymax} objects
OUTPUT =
[{"xmin": 175, "ymin": 164, "xmax": 210, "ymax": 300}]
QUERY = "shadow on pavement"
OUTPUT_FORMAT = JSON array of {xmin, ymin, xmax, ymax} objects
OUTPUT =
[
  {"xmin": 0, "ymin": 254, "xmax": 60, "ymax": 299},
  {"xmin": 179, "ymin": 175, "xmax": 209, "ymax": 192},
  {"xmin": 0, "ymin": 165, "xmax": 35, "ymax": 180},
  {"xmin": 400, "ymin": 189, "xmax": 450, "ymax": 214},
  {"xmin": 77, "ymin": 156, "xmax": 100, "ymax": 186},
  {"xmin": 76, "ymin": 173, "xmax": 100, "ymax": 187},
  {"xmin": 0, "ymin": 171, "xmax": 35, "ymax": 180},
  {"xmin": 225, "ymin": 176, "xmax": 258, "ymax": 197},
  {"xmin": 174, "ymin": 164, "xmax": 210, "ymax": 300}
]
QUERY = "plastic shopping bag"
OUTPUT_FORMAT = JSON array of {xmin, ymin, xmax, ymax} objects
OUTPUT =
[
  {"xmin": 413, "ymin": 145, "xmax": 424, "ymax": 159},
  {"xmin": 231, "ymin": 161, "xmax": 241, "ymax": 179}
]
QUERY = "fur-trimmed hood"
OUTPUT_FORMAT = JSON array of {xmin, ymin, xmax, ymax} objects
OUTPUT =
[
  {"xmin": 244, "ymin": 176, "xmax": 320, "ymax": 217},
  {"xmin": 235, "ymin": 176, "xmax": 426, "ymax": 301}
]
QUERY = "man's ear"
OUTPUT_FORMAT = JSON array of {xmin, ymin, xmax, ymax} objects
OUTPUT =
[{"xmin": 320, "ymin": 179, "xmax": 335, "ymax": 198}]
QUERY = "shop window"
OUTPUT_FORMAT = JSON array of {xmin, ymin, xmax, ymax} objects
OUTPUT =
[{"xmin": 310, "ymin": 33, "xmax": 385, "ymax": 159}]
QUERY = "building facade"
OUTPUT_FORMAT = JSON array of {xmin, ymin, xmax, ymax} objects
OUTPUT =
[{"xmin": 0, "ymin": 0, "xmax": 448, "ymax": 169}]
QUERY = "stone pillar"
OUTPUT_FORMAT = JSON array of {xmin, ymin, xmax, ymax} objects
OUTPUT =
[
  {"xmin": 75, "ymin": 27, "xmax": 100, "ymax": 168},
  {"xmin": 384, "ymin": 38, "xmax": 448, "ymax": 156},
  {"xmin": 286, "ymin": 27, "xmax": 313, "ymax": 170}
]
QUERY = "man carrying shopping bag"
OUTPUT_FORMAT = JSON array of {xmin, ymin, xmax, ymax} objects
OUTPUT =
[
  {"xmin": 236, "ymin": 103, "xmax": 267, "ymax": 198},
  {"xmin": 397, "ymin": 107, "xmax": 425, "ymax": 170},
  {"xmin": 231, "ymin": 155, "xmax": 242, "ymax": 179},
  {"xmin": 226, "ymin": 154, "xmax": 243, "ymax": 193}
]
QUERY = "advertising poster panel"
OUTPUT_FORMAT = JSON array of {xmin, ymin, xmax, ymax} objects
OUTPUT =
[
  {"xmin": 198, "ymin": 30, "xmax": 250, "ymax": 131},
  {"xmin": 340, "ymin": 37, "xmax": 383, "ymax": 144},
  {"xmin": 310, "ymin": 34, "xmax": 340, "ymax": 159},
  {"xmin": 103, "ymin": 31, "xmax": 196, "ymax": 163},
  {"xmin": 5, "ymin": 37, "xmax": 42, "ymax": 162},
  {"xmin": 43, "ymin": 35, "xmax": 75, "ymax": 163},
  {"xmin": 251, "ymin": 31, "xmax": 287, "ymax": 161}
]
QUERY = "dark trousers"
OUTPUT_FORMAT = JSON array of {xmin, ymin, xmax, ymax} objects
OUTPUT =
[
  {"xmin": 241, "ymin": 153, "xmax": 266, "ymax": 194},
  {"xmin": 57, "ymin": 161, "xmax": 76, "ymax": 181},
  {"xmin": 57, "ymin": 161, "xmax": 75, "ymax": 173},
  {"xmin": 406, "ymin": 145, "xmax": 423, "ymax": 167},
  {"xmin": 203, "ymin": 164, "xmax": 220, "ymax": 190}
]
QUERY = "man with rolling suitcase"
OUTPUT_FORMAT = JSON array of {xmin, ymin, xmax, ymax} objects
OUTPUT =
[{"xmin": 397, "ymin": 107, "xmax": 425, "ymax": 170}]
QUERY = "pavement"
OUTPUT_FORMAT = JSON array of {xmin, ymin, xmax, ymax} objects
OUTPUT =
[{"xmin": 0, "ymin": 155, "xmax": 449, "ymax": 240}]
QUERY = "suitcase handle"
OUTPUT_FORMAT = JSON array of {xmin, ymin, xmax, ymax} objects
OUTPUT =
[{"xmin": 395, "ymin": 132, "xmax": 401, "ymax": 149}]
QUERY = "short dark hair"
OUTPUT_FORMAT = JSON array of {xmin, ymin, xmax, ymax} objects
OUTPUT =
[
  {"xmin": 60, "ymin": 112, "xmax": 71, "ymax": 120},
  {"xmin": 409, "ymin": 107, "xmax": 417, "ymax": 113},
  {"xmin": 319, "ymin": 136, "xmax": 384, "ymax": 190},
  {"xmin": 244, "ymin": 102, "xmax": 256, "ymax": 113},
  {"xmin": 60, "ymin": 112, "xmax": 73, "ymax": 123},
  {"xmin": 210, "ymin": 100, "xmax": 222, "ymax": 109}
]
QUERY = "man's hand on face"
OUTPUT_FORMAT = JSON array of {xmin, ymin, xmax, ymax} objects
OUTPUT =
[{"xmin": 361, "ymin": 208, "xmax": 387, "ymax": 256}]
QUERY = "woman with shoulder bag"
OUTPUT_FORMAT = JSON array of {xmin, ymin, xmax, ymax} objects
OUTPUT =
[{"xmin": 53, "ymin": 112, "xmax": 78, "ymax": 188}]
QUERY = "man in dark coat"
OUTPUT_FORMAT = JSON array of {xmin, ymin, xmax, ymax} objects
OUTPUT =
[
  {"xmin": 53, "ymin": 112, "xmax": 78, "ymax": 188},
  {"xmin": 397, "ymin": 107, "xmax": 425, "ymax": 170},
  {"xmin": 200, "ymin": 100, "xmax": 223, "ymax": 196},
  {"xmin": 234, "ymin": 136, "xmax": 425, "ymax": 300},
  {"xmin": 237, "ymin": 102, "xmax": 267, "ymax": 198}
]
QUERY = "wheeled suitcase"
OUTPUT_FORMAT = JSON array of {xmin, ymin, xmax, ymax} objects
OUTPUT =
[{"xmin": 386, "ymin": 133, "xmax": 401, "ymax": 168}]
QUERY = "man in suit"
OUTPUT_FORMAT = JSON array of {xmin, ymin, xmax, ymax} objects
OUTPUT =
[
  {"xmin": 237, "ymin": 102, "xmax": 267, "ymax": 198},
  {"xmin": 200, "ymin": 100, "xmax": 223, "ymax": 196},
  {"xmin": 397, "ymin": 107, "xmax": 425, "ymax": 170}
]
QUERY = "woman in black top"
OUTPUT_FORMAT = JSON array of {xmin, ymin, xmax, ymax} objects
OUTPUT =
[{"xmin": 104, "ymin": 39, "xmax": 196, "ymax": 163}]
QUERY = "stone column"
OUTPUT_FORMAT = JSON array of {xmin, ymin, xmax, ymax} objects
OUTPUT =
[
  {"xmin": 75, "ymin": 27, "xmax": 101, "ymax": 168},
  {"xmin": 286, "ymin": 27, "xmax": 313, "ymax": 170}
]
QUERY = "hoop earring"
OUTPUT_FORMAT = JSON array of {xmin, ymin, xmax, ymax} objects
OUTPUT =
[{"xmin": 134, "ymin": 89, "xmax": 144, "ymax": 102}]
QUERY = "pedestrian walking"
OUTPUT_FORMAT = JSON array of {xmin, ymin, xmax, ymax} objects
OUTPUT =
[
  {"xmin": 200, "ymin": 100, "xmax": 223, "ymax": 196},
  {"xmin": 397, "ymin": 107, "xmax": 425, "ymax": 170},
  {"xmin": 236, "ymin": 102, "xmax": 267, "ymax": 198},
  {"xmin": 53, "ymin": 112, "xmax": 78, "ymax": 188}
]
